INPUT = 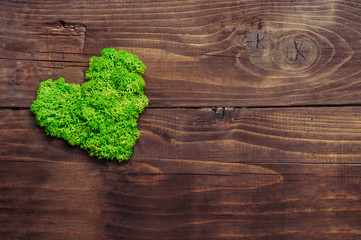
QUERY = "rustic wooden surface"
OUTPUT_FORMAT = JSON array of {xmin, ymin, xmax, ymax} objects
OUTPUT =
[{"xmin": 2, "ymin": 0, "xmax": 361, "ymax": 239}]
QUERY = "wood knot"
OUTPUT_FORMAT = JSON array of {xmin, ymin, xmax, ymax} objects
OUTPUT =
[
  {"xmin": 246, "ymin": 29, "xmax": 269, "ymax": 54},
  {"xmin": 212, "ymin": 107, "xmax": 237, "ymax": 121},
  {"xmin": 281, "ymin": 36, "xmax": 318, "ymax": 67}
]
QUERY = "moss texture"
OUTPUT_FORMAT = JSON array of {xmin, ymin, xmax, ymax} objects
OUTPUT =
[{"xmin": 30, "ymin": 48, "xmax": 148, "ymax": 162}]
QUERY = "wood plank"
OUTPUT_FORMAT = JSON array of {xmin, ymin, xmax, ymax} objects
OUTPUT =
[
  {"xmin": 2, "ymin": 108, "xmax": 361, "ymax": 239},
  {"xmin": 135, "ymin": 106, "xmax": 361, "ymax": 164},
  {"xmin": 4, "ymin": 107, "xmax": 361, "ymax": 164},
  {"xmin": 2, "ymin": 0, "xmax": 361, "ymax": 107}
]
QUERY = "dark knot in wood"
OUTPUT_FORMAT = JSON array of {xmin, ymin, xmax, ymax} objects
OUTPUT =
[
  {"xmin": 283, "ymin": 38, "xmax": 312, "ymax": 65},
  {"xmin": 246, "ymin": 29, "xmax": 269, "ymax": 56},
  {"xmin": 213, "ymin": 107, "xmax": 237, "ymax": 121}
]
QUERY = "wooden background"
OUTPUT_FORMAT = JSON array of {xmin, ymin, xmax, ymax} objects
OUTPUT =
[{"xmin": 2, "ymin": 0, "xmax": 361, "ymax": 239}]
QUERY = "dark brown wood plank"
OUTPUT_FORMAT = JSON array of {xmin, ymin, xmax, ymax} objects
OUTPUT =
[
  {"xmin": 4, "ymin": 107, "xmax": 361, "ymax": 165},
  {"xmin": 135, "ymin": 106, "xmax": 361, "ymax": 164},
  {"xmin": 2, "ymin": 108, "xmax": 361, "ymax": 239},
  {"xmin": 2, "ymin": 0, "xmax": 361, "ymax": 107}
]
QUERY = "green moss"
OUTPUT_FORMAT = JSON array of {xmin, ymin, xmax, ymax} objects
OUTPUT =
[{"xmin": 30, "ymin": 48, "xmax": 148, "ymax": 162}]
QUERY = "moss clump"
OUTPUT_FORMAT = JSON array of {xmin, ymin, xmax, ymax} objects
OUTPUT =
[{"xmin": 30, "ymin": 48, "xmax": 148, "ymax": 162}]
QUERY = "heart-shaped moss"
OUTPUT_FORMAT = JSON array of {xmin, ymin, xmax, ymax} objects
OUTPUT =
[{"xmin": 30, "ymin": 48, "xmax": 148, "ymax": 162}]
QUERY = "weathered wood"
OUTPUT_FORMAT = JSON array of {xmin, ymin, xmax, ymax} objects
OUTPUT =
[
  {"xmin": 2, "ymin": 108, "xmax": 361, "ymax": 239},
  {"xmin": 3, "ymin": 0, "xmax": 361, "ymax": 239},
  {"xmin": 2, "ymin": 0, "xmax": 361, "ymax": 107}
]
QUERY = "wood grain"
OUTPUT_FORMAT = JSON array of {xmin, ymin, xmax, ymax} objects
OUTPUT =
[
  {"xmin": 2, "ymin": 0, "xmax": 361, "ymax": 107},
  {"xmin": 3, "ymin": 0, "xmax": 361, "ymax": 239},
  {"xmin": 2, "ymin": 108, "xmax": 361, "ymax": 239}
]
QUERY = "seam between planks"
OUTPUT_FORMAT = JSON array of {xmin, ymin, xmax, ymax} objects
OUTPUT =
[{"xmin": 4, "ymin": 104, "xmax": 361, "ymax": 110}]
